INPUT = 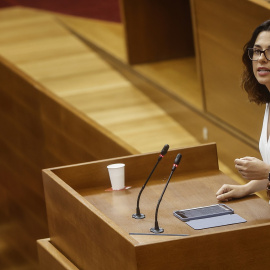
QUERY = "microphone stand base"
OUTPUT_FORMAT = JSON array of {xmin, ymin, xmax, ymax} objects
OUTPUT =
[
  {"xmin": 150, "ymin": 227, "xmax": 164, "ymax": 234},
  {"xmin": 132, "ymin": 213, "xmax": 145, "ymax": 219}
]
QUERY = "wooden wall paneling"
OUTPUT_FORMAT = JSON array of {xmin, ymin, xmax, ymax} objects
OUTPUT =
[
  {"xmin": 0, "ymin": 172, "xmax": 32, "ymax": 269},
  {"xmin": 57, "ymin": 10, "xmax": 203, "ymax": 111},
  {"xmin": 0, "ymin": 154, "xmax": 47, "ymax": 221},
  {"xmin": 249, "ymin": 0, "xmax": 270, "ymax": 9},
  {"xmin": 0, "ymin": 63, "xmax": 48, "ymax": 266},
  {"xmin": 0, "ymin": 136, "xmax": 45, "ymax": 198},
  {"xmin": 0, "ymin": 52, "xmax": 136, "ymax": 266},
  {"xmin": 190, "ymin": 0, "xmax": 269, "ymax": 142},
  {"xmin": 40, "ymin": 90, "xmax": 138, "ymax": 167},
  {"xmin": 56, "ymin": 14, "xmax": 127, "ymax": 62},
  {"xmin": 91, "ymin": 42, "xmax": 262, "ymax": 183},
  {"xmin": 119, "ymin": 0, "xmax": 194, "ymax": 64},
  {"xmin": 0, "ymin": 176, "xmax": 46, "ymax": 268},
  {"xmin": 37, "ymin": 239, "xmax": 79, "ymax": 270},
  {"xmin": 133, "ymin": 57, "xmax": 203, "ymax": 110}
]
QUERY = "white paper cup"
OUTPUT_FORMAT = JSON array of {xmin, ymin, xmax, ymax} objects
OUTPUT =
[{"xmin": 107, "ymin": 163, "xmax": 125, "ymax": 190}]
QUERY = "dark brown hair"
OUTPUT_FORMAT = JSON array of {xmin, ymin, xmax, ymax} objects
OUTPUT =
[{"xmin": 242, "ymin": 20, "xmax": 270, "ymax": 104}]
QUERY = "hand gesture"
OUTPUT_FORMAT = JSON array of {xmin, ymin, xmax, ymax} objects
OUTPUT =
[{"xmin": 234, "ymin": 157, "xmax": 269, "ymax": 180}]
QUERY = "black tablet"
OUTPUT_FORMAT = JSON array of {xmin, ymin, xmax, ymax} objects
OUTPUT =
[{"xmin": 173, "ymin": 204, "xmax": 234, "ymax": 222}]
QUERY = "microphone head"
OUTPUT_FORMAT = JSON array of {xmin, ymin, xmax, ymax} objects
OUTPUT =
[
  {"xmin": 160, "ymin": 144, "xmax": 170, "ymax": 156},
  {"xmin": 174, "ymin": 153, "xmax": 182, "ymax": 165}
]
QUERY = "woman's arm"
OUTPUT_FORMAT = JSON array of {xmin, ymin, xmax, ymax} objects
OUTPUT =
[
  {"xmin": 234, "ymin": 157, "xmax": 270, "ymax": 180},
  {"xmin": 216, "ymin": 179, "xmax": 268, "ymax": 202}
]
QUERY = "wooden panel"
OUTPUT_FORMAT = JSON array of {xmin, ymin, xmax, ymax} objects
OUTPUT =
[
  {"xmin": 51, "ymin": 143, "xmax": 219, "ymax": 190},
  {"xmin": 37, "ymin": 239, "xmax": 79, "ymax": 270},
  {"xmin": 57, "ymin": 14, "xmax": 127, "ymax": 62},
  {"xmin": 135, "ymin": 223, "xmax": 270, "ymax": 269},
  {"xmin": 1, "ymin": 7, "xmax": 198, "ymax": 154},
  {"xmin": 0, "ymin": 55, "xmax": 136, "ymax": 162},
  {"xmin": 191, "ymin": 0, "xmax": 268, "ymax": 141},
  {"xmin": 43, "ymin": 170, "xmax": 138, "ymax": 270},
  {"xmin": 0, "ymin": 36, "xmax": 135, "ymax": 268},
  {"xmin": 249, "ymin": 0, "xmax": 270, "ymax": 9},
  {"xmin": 42, "ymin": 145, "xmax": 270, "ymax": 269},
  {"xmin": 133, "ymin": 57, "xmax": 203, "ymax": 110},
  {"xmin": 119, "ymin": 0, "xmax": 194, "ymax": 64},
  {"xmin": 57, "ymin": 10, "xmax": 203, "ymax": 110}
]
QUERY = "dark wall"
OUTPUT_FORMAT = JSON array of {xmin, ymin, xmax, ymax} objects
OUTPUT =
[{"xmin": 0, "ymin": 0, "xmax": 121, "ymax": 22}]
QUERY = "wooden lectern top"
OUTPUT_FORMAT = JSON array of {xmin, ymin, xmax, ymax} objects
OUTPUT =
[{"xmin": 42, "ymin": 143, "xmax": 270, "ymax": 269}]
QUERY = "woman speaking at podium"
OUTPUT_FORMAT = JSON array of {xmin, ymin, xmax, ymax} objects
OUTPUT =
[{"xmin": 216, "ymin": 20, "xmax": 270, "ymax": 202}]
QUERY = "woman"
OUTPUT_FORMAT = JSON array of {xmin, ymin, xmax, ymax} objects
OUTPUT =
[{"xmin": 216, "ymin": 20, "xmax": 270, "ymax": 202}]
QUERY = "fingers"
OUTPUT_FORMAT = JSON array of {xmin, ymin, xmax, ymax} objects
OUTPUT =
[
  {"xmin": 235, "ymin": 163, "xmax": 242, "ymax": 171},
  {"xmin": 234, "ymin": 158, "xmax": 247, "ymax": 167},
  {"xmin": 234, "ymin": 159, "xmax": 244, "ymax": 171},
  {"xmin": 234, "ymin": 158, "xmax": 241, "ymax": 164},
  {"xmin": 216, "ymin": 190, "xmax": 233, "ymax": 202},
  {"xmin": 234, "ymin": 157, "xmax": 255, "ymax": 166},
  {"xmin": 238, "ymin": 156, "xmax": 253, "ymax": 160},
  {"xmin": 216, "ymin": 184, "xmax": 228, "ymax": 196},
  {"xmin": 216, "ymin": 184, "xmax": 233, "ymax": 202},
  {"xmin": 234, "ymin": 157, "xmax": 265, "ymax": 180},
  {"xmin": 216, "ymin": 194, "xmax": 230, "ymax": 202},
  {"xmin": 234, "ymin": 158, "xmax": 248, "ymax": 178}
]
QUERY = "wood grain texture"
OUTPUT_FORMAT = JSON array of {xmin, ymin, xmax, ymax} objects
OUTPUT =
[
  {"xmin": 37, "ymin": 239, "xmax": 79, "ymax": 270},
  {"xmin": 42, "ymin": 145, "xmax": 270, "ymax": 269},
  {"xmin": 190, "ymin": 0, "xmax": 267, "ymax": 142},
  {"xmin": 1, "ymin": 4, "xmax": 270, "ymax": 269},
  {"xmin": 57, "ymin": 5, "xmax": 264, "ymax": 184},
  {"xmin": 0, "ymin": 7, "xmax": 136, "ymax": 268},
  {"xmin": 56, "ymin": 13, "xmax": 127, "ymax": 63},
  {"xmin": 133, "ymin": 57, "xmax": 203, "ymax": 110},
  {"xmin": 119, "ymin": 0, "xmax": 194, "ymax": 64},
  {"xmin": 51, "ymin": 143, "xmax": 218, "ymax": 190},
  {"xmin": 0, "ymin": 56, "xmax": 135, "ymax": 266},
  {"xmin": 249, "ymin": 0, "xmax": 270, "ymax": 9}
]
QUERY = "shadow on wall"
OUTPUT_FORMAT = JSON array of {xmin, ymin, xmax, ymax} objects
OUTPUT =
[{"xmin": 0, "ymin": 0, "xmax": 121, "ymax": 22}]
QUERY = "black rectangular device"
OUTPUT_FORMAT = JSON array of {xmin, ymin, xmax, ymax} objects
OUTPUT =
[{"xmin": 173, "ymin": 204, "xmax": 234, "ymax": 222}]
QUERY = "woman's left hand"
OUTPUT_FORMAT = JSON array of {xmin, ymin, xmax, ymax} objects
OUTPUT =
[{"xmin": 234, "ymin": 156, "xmax": 269, "ymax": 180}]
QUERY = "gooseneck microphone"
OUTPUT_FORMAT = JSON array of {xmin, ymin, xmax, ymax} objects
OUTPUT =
[
  {"xmin": 150, "ymin": 153, "xmax": 182, "ymax": 233},
  {"xmin": 132, "ymin": 144, "xmax": 170, "ymax": 219}
]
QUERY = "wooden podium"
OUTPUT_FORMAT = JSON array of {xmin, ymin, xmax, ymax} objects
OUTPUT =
[
  {"xmin": 37, "ymin": 238, "xmax": 79, "ymax": 270},
  {"xmin": 42, "ymin": 143, "xmax": 270, "ymax": 269}
]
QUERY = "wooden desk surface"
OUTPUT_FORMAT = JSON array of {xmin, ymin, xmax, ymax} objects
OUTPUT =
[
  {"xmin": 79, "ymin": 171, "xmax": 270, "ymax": 245},
  {"xmin": 43, "ymin": 144, "xmax": 270, "ymax": 269}
]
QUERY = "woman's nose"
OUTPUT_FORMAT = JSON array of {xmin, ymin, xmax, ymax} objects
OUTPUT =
[{"xmin": 258, "ymin": 51, "xmax": 268, "ymax": 62}]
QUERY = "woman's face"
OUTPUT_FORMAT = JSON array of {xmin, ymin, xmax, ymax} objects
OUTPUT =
[{"xmin": 252, "ymin": 31, "xmax": 270, "ymax": 91}]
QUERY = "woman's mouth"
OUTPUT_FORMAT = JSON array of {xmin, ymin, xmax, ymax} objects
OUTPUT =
[{"xmin": 257, "ymin": 67, "xmax": 270, "ymax": 75}]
